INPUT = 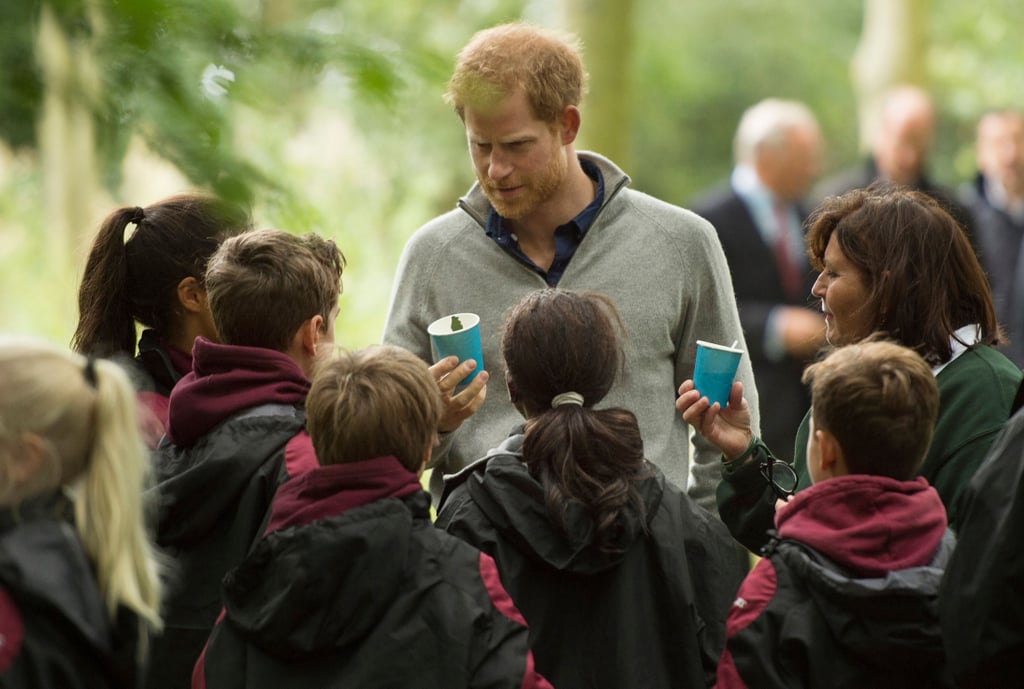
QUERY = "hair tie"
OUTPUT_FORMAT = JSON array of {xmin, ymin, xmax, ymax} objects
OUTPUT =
[
  {"xmin": 129, "ymin": 206, "xmax": 145, "ymax": 225},
  {"xmin": 83, "ymin": 357, "xmax": 98, "ymax": 388},
  {"xmin": 551, "ymin": 391, "xmax": 584, "ymax": 408}
]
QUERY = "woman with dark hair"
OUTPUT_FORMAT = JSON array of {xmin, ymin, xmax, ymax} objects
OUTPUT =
[
  {"xmin": 436, "ymin": 289, "xmax": 744, "ymax": 689},
  {"xmin": 72, "ymin": 194, "xmax": 250, "ymax": 444},
  {"xmin": 678, "ymin": 186, "xmax": 1023, "ymax": 552}
]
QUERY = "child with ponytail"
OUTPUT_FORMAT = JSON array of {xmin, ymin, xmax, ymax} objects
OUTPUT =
[
  {"xmin": 436, "ymin": 289, "xmax": 745, "ymax": 689},
  {"xmin": 72, "ymin": 194, "xmax": 251, "ymax": 445},
  {"xmin": 0, "ymin": 336, "xmax": 162, "ymax": 688}
]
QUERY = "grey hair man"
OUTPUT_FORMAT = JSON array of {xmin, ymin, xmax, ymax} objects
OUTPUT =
[{"xmin": 692, "ymin": 98, "xmax": 825, "ymax": 458}]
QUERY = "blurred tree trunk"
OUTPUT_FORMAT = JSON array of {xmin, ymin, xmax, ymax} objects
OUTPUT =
[
  {"xmin": 851, "ymin": 0, "xmax": 930, "ymax": 151},
  {"xmin": 562, "ymin": 0, "xmax": 634, "ymax": 172},
  {"xmin": 37, "ymin": 1, "xmax": 103, "ymax": 280},
  {"xmin": 261, "ymin": 0, "xmax": 294, "ymax": 27}
]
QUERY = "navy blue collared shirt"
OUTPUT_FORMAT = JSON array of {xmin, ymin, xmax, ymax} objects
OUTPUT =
[{"xmin": 484, "ymin": 158, "xmax": 605, "ymax": 286}]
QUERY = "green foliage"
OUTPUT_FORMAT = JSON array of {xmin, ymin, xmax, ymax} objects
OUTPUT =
[
  {"xmin": 95, "ymin": 0, "xmax": 414, "ymax": 206},
  {"xmin": 630, "ymin": 0, "xmax": 1024, "ymax": 206},
  {"xmin": 2, "ymin": 0, "xmax": 1023, "ymax": 350},
  {"xmin": 0, "ymin": 2, "xmax": 45, "ymax": 149},
  {"xmin": 630, "ymin": 0, "xmax": 863, "ymax": 205},
  {"xmin": 0, "ymin": 0, "xmax": 446, "ymax": 208},
  {"xmin": 0, "ymin": 0, "xmax": 527, "ymax": 347},
  {"xmin": 930, "ymin": 0, "xmax": 1024, "ymax": 178}
]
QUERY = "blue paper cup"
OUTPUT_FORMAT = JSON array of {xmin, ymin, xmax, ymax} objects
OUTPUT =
[
  {"xmin": 428, "ymin": 313, "xmax": 484, "ymax": 388},
  {"xmin": 693, "ymin": 339, "xmax": 744, "ymax": 408}
]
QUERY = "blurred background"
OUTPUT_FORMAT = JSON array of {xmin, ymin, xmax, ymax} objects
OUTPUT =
[{"xmin": 1, "ymin": 0, "xmax": 1021, "ymax": 350}]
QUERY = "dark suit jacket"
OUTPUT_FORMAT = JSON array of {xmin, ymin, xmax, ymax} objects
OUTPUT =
[
  {"xmin": 692, "ymin": 184, "xmax": 819, "ymax": 459},
  {"xmin": 960, "ymin": 174, "xmax": 1024, "ymax": 368}
]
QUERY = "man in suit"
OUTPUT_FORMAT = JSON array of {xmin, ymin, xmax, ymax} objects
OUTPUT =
[
  {"xmin": 961, "ymin": 109, "xmax": 1024, "ymax": 368},
  {"xmin": 693, "ymin": 99, "xmax": 825, "ymax": 458},
  {"xmin": 814, "ymin": 85, "xmax": 972, "ymax": 232}
]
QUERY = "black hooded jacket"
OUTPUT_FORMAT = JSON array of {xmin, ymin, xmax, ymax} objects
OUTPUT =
[
  {"xmin": 194, "ymin": 457, "xmax": 552, "ymax": 689},
  {"xmin": 436, "ymin": 433, "xmax": 745, "ymax": 689},
  {"xmin": 144, "ymin": 339, "xmax": 318, "ymax": 689},
  {"xmin": 940, "ymin": 406, "xmax": 1024, "ymax": 688},
  {"xmin": 0, "ymin": 494, "xmax": 142, "ymax": 689},
  {"xmin": 718, "ymin": 474, "xmax": 955, "ymax": 689}
]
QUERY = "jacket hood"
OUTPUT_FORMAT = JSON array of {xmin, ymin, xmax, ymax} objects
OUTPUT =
[
  {"xmin": 220, "ymin": 458, "xmax": 427, "ymax": 658},
  {"xmin": 447, "ymin": 433, "xmax": 664, "ymax": 575},
  {"xmin": 166, "ymin": 337, "xmax": 310, "ymax": 447},
  {"xmin": 771, "ymin": 475, "xmax": 954, "ymax": 672},
  {"xmin": 263, "ymin": 456, "xmax": 424, "ymax": 534},
  {"xmin": 775, "ymin": 475, "xmax": 947, "ymax": 575}
]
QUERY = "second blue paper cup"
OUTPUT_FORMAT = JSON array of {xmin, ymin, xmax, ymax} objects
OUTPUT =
[{"xmin": 693, "ymin": 339, "xmax": 744, "ymax": 408}]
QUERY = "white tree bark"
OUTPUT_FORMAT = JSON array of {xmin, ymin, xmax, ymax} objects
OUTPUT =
[
  {"xmin": 37, "ymin": 2, "xmax": 103, "ymax": 264},
  {"xmin": 850, "ymin": 0, "xmax": 930, "ymax": 151}
]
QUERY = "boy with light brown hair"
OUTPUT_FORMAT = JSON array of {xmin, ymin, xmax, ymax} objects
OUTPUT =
[
  {"xmin": 146, "ymin": 228, "xmax": 346, "ymax": 689},
  {"xmin": 194, "ymin": 345, "xmax": 551, "ymax": 689},
  {"xmin": 717, "ymin": 340, "xmax": 955, "ymax": 689}
]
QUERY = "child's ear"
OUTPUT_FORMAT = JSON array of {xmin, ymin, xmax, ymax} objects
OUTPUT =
[
  {"xmin": 301, "ymin": 315, "xmax": 325, "ymax": 356},
  {"xmin": 418, "ymin": 446, "xmax": 432, "ymax": 478},
  {"xmin": 816, "ymin": 428, "xmax": 842, "ymax": 475},
  {"xmin": 176, "ymin": 277, "xmax": 207, "ymax": 314},
  {"xmin": 11, "ymin": 432, "xmax": 51, "ymax": 490},
  {"xmin": 505, "ymin": 372, "xmax": 519, "ymax": 405}
]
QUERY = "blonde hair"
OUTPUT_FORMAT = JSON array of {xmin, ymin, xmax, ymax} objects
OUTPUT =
[
  {"xmin": 306, "ymin": 345, "xmax": 442, "ymax": 472},
  {"xmin": 0, "ymin": 336, "xmax": 162, "ymax": 633}
]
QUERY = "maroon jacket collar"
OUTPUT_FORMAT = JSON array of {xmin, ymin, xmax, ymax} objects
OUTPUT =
[
  {"xmin": 166, "ymin": 337, "xmax": 310, "ymax": 447},
  {"xmin": 776, "ymin": 475, "xmax": 947, "ymax": 576},
  {"xmin": 265, "ymin": 456, "xmax": 423, "ymax": 534}
]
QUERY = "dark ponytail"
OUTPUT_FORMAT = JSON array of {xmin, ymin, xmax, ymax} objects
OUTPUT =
[
  {"xmin": 523, "ymin": 406, "xmax": 647, "ymax": 553},
  {"xmin": 502, "ymin": 289, "xmax": 648, "ymax": 553},
  {"xmin": 72, "ymin": 207, "xmax": 140, "ymax": 356},
  {"xmin": 72, "ymin": 194, "xmax": 251, "ymax": 356}
]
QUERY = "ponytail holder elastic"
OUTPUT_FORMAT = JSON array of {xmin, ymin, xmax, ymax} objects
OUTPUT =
[
  {"xmin": 83, "ymin": 357, "xmax": 98, "ymax": 388},
  {"xmin": 129, "ymin": 206, "xmax": 145, "ymax": 225},
  {"xmin": 551, "ymin": 391, "xmax": 584, "ymax": 408}
]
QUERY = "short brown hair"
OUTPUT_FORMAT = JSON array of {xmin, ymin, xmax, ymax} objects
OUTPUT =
[
  {"xmin": 806, "ymin": 186, "xmax": 1000, "ymax": 365},
  {"xmin": 306, "ymin": 345, "xmax": 442, "ymax": 472},
  {"xmin": 205, "ymin": 229, "xmax": 345, "ymax": 351},
  {"xmin": 803, "ymin": 340, "xmax": 939, "ymax": 479},
  {"xmin": 446, "ymin": 22, "xmax": 587, "ymax": 123}
]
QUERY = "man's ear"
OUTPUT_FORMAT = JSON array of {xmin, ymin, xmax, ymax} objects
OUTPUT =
[
  {"xmin": 560, "ymin": 105, "xmax": 581, "ymax": 145},
  {"xmin": 176, "ymin": 277, "xmax": 207, "ymax": 315}
]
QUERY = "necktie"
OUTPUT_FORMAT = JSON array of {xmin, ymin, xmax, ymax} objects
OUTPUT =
[{"xmin": 773, "ymin": 203, "xmax": 802, "ymax": 300}]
